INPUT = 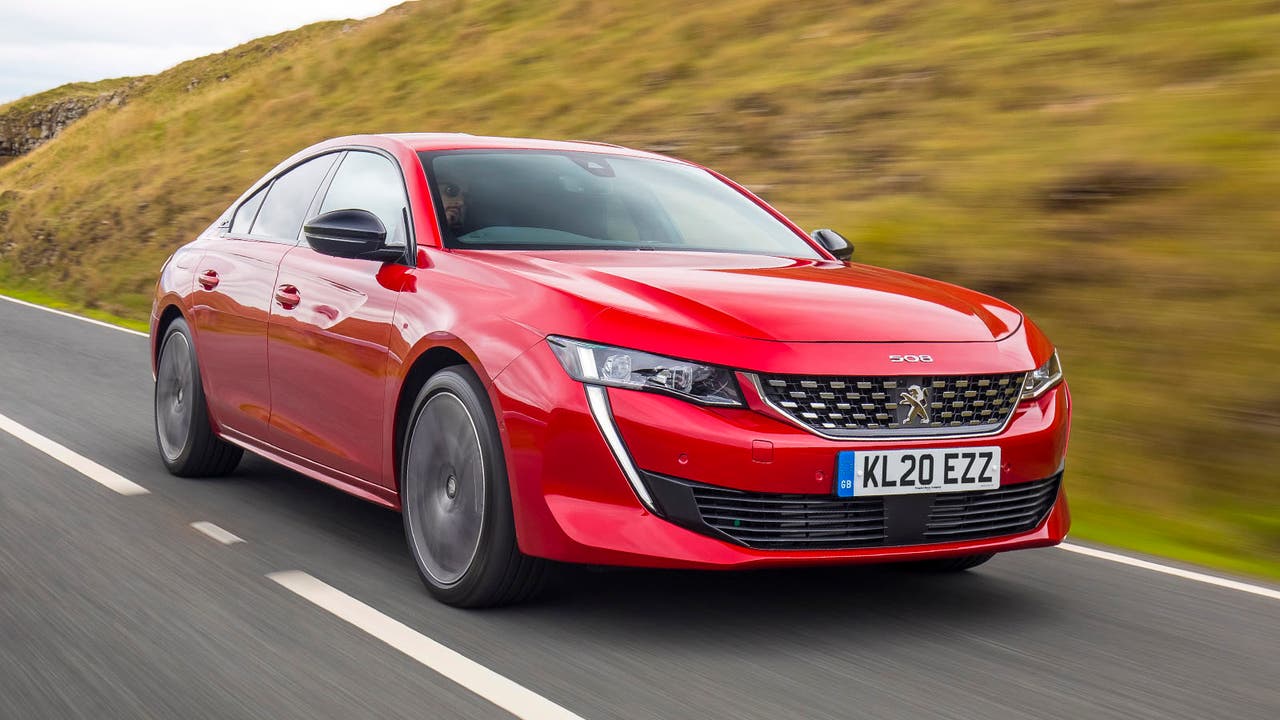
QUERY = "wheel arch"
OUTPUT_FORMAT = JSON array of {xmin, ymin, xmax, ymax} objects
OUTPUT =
[
  {"xmin": 152, "ymin": 301, "xmax": 228, "ymax": 436},
  {"xmin": 392, "ymin": 342, "xmax": 490, "ymax": 497},
  {"xmin": 152, "ymin": 302, "xmax": 188, "ymax": 372}
]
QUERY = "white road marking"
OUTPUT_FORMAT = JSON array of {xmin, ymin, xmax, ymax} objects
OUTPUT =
[
  {"xmin": 0, "ymin": 411, "xmax": 149, "ymax": 496},
  {"xmin": 268, "ymin": 571, "xmax": 586, "ymax": 720},
  {"xmin": 1060, "ymin": 543, "xmax": 1279, "ymax": 602},
  {"xmin": 0, "ymin": 293, "xmax": 148, "ymax": 338},
  {"xmin": 190, "ymin": 521, "xmax": 245, "ymax": 545}
]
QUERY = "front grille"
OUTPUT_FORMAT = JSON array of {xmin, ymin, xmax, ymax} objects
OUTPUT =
[
  {"xmin": 690, "ymin": 485, "xmax": 887, "ymax": 550},
  {"xmin": 757, "ymin": 372, "xmax": 1027, "ymax": 438},
  {"xmin": 924, "ymin": 476, "xmax": 1060, "ymax": 542},
  {"xmin": 660, "ymin": 474, "xmax": 1061, "ymax": 551}
]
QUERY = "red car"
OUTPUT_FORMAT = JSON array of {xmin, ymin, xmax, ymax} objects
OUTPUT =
[{"xmin": 151, "ymin": 134, "xmax": 1070, "ymax": 606}]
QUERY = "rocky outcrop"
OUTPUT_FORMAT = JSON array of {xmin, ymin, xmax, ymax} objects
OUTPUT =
[{"xmin": 0, "ymin": 88, "xmax": 132, "ymax": 158}]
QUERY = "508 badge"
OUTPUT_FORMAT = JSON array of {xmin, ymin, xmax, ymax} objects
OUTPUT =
[{"xmin": 889, "ymin": 354, "xmax": 933, "ymax": 363}]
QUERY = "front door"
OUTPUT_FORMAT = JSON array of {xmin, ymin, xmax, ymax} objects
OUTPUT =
[{"xmin": 267, "ymin": 150, "xmax": 414, "ymax": 488}]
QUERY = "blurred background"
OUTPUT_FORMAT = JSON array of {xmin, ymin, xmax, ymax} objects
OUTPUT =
[{"xmin": 0, "ymin": 0, "xmax": 1275, "ymax": 578}]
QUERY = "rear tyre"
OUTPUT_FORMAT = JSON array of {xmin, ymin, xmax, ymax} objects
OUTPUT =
[
  {"xmin": 154, "ymin": 317, "xmax": 242, "ymax": 477},
  {"xmin": 910, "ymin": 553, "xmax": 995, "ymax": 573},
  {"xmin": 401, "ymin": 366, "xmax": 547, "ymax": 607}
]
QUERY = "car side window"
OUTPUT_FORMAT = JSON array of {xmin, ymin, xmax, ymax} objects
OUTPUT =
[
  {"xmin": 250, "ymin": 154, "xmax": 339, "ymax": 243},
  {"xmin": 318, "ymin": 151, "xmax": 410, "ymax": 248},
  {"xmin": 229, "ymin": 184, "xmax": 268, "ymax": 235}
]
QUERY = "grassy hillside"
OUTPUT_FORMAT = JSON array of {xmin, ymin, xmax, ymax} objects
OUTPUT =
[
  {"xmin": 0, "ymin": 76, "xmax": 140, "ymax": 169},
  {"xmin": 1, "ymin": 0, "xmax": 1276, "ymax": 578},
  {"xmin": 0, "ymin": 76, "xmax": 137, "ymax": 116}
]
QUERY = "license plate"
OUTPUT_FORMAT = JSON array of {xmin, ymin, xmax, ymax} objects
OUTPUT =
[{"xmin": 835, "ymin": 447, "xmax": 1000, "ymax": 497}]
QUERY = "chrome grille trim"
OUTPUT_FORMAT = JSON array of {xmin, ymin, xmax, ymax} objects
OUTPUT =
[{"xmin": 750, "ymin": 371, "xmax": 1027, "ymax": 441}]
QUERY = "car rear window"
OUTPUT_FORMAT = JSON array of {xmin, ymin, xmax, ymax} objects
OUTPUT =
[
  {"xmin": 251, "ymin": 154, "xmax": 339, "ymax": 243},
  {"xmin": 230, "ymin": 185, "xmax": 267, "ymax": 235}
]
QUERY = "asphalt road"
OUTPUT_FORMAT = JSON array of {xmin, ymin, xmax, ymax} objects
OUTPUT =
[{"xmin": 0, "ymin": 296, "xmax": 1276, "ymax": 720}]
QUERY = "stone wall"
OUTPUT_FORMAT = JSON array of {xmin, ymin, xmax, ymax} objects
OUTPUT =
[{"xmin": 0, "ymin": 89, "xmax": 131, "ymax": 158}]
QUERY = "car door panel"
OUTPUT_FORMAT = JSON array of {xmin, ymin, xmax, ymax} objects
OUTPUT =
[
  {"xmin": 267, "ymin": 249, "xmax": 401, "ymax": 485},
  {"xmin": 258, "ymin": 149, "xmax": 414, "ymax": 486},
  {"xmin": 190, "ymin": 240, "xmax": 291, "ymax": 437},
  {"xmin": 265, "ymin": 149, "xmax": 413, "ymax": 488}
]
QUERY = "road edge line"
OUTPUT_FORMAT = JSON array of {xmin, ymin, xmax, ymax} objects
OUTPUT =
[
  {"xmin": 0, "ymin": 411, "xmax": 150, "ymax": 496},
  {"xmin": 0, "ymin": 293, "xmax": 148, "ymax": 338},
  {"xmin": 1059, "ymin": 542, "xmax": 1279, "ymax": 601},
  {"xmin": 267, "ymin": 571, "xmax": 586, "ymax": 720}
]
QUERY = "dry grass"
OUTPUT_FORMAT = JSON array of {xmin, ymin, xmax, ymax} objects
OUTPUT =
[{"xmin": 0, "ymin": 76, "xmax": 137, "ymax": 115}]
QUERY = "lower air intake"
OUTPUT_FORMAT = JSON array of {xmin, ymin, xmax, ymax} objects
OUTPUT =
[{"xmin": 649, "ymin": 473, "xmax": 1062, "ymax": 551}]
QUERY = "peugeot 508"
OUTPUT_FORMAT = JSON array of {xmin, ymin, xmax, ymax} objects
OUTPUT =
[{"xmin": 150, "ymin": 134, "xmax": 1070, "ymax": 607}]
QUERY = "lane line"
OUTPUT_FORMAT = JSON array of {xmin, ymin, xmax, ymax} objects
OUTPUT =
[
  {"xmin": 1059, "ymin": 543, "xmax": 1279, "ymax": 602},
  {"xmin": 0, "ymin": 411, "xmax": 149, "ymax": 496},
  {"xmin": 190, "ymin": 521, "xmax": 245, "ymax": 545},
  {"xmin": 0, "ymin": 293, "xmax": 148, "ymax": 338},
  {"xmin": 268, "ymin": 571, "xmax": 586, "ymax": 720}
]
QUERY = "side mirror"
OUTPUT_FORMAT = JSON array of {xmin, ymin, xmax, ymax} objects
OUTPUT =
[
  {"xmin": 303, "ymin": 209, "xmax": 403, "ymax": 262},
  {"xmin": 811, "ymin": 229, "xmax": 853, "ymax": 261}
]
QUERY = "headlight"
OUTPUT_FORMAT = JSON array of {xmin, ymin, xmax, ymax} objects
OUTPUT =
[
  {"xmin": 1020, "ymin": 350, "xmax": 1064, "ymax": 400},
  {"xmin": 548, "ymin": 336, "xmax": 744, "ymax": 407}
]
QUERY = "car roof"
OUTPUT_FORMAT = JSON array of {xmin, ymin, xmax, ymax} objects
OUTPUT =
[{"xmin": 324, "ymin": 133, "xmax": 682, "ymax": 162}]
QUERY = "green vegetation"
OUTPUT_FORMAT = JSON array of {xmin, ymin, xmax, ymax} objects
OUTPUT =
[
  {"xmin": 0, "ymin": 286, "xmax": 148, "ymax": 333},
  {"xmin": 0, "ymin": 0, "xmax": 1276, "ymax": 578}
]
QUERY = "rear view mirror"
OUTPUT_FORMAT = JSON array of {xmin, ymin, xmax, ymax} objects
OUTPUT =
[
  {"xmin": 303, "ymin": 209, "xmax": 403, "ymax": 262},
  {"xmin": 811, "ymin": 229, "xmax": 853, "ymax": 261}
]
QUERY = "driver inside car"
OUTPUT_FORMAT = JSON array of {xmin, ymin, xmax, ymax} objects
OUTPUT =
[{"xmin": 440, "ymin": 178, "xmax": 468, "ymax": 231}]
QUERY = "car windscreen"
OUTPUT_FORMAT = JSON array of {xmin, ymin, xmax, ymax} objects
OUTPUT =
[{"xmin": 419, "ymin": 150, "xmax": 821, "ymax": 258}]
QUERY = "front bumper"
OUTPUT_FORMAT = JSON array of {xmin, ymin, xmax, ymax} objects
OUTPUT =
[{"xmin": 492, "ymin": 340, "xmax": 1071, "ymax": 569}]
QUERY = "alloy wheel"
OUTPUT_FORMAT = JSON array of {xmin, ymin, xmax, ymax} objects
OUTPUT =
[
  {"xmin": 404, "ymin": 391, "xmax": 487, "ymax": 586},
  {"xmin": 156, "ymin": 331, "xmax": 195, "ymax": 461}
]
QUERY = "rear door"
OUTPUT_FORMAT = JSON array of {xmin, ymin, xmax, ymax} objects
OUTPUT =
[
  {"xmin": 190, "ymin": 153, "xmax": 339, "ymax": 441},
  {"xmin": 267, "ymin": 150, "xmax": 414, "ymax": 487}
]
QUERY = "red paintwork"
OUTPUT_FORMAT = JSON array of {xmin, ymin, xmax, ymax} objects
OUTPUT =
[
  {"xmin": 151, "ymin": 133, "xmax": 1071, "ymax": 568},
  {"xmin": 467, "ymin": 250, "xmax": 1023, "ymax": 343},
  {"xmin": 267, "ymin": 246, "xmax": 402, "ymax": 486},
  {"xmin": 187, "ymin": 240, "xmax": 293, "ymax": 439}
]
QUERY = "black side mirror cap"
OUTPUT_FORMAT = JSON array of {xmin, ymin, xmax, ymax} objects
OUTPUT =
[
  {"xmin": 303, "ymin": 209, "xmax": 402, "ymax": 262},
  {"xmin": 811, "ymin": 228, "xmax": 853, "ymax": 261}
]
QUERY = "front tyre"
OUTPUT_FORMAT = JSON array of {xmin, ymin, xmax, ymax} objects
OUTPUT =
[
  {"xmin": 154, "ymin": 317, "xmax": 242, "ymax": 477},
  {"xmin": 401, "ymin": 366, "xmax": 546, "ymax": 607}
]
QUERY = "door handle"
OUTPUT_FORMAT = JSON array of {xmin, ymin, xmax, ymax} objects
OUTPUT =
[
  {"xmin": 275, "ymin": 284, "xmax": 301, "ymax": 310},
  {"xmin": 197, "ymin": 269, "xmax": 220, "ymax": 290}
]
